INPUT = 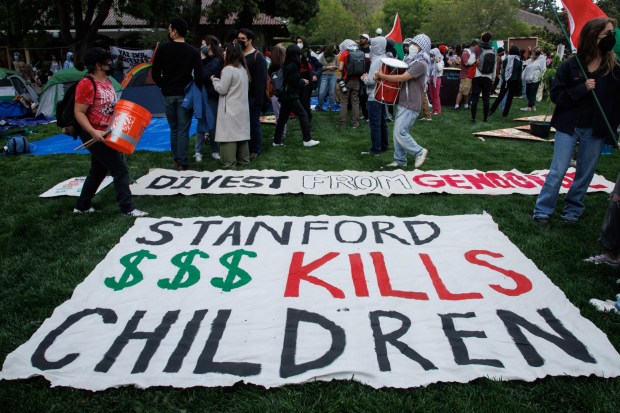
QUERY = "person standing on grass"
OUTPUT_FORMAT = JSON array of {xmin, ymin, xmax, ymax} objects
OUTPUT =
[
  {"xmin": 429, "ymin": 47, "xmax": 444, "ymax": 115},
  {"xmin": 237, "ymin": 28, "xmax": 267, "ymax": 158},
  {"xmin": 194, "ymin": 36, "xmax": 224, "ymax": 163},
  {"xmin": 211, "ymin": 43, "xmax": 251, "ymax": 169},
  {"xmin": 532, "ymin": 17, "xmax": 620, "ymax": 224},
  {"xmin": 73, "ymin": 47, "xmax": 147, "ymax": 217},
  {"xmin": 375, "ymin": 33, "xmax": 431, "ymax": 169},
  {"xmin": 454, "ymin": 40, "xmax": 477, "ymax": 110},
  {"xmin": 152, "ymin": 17, "xmax": 203, "ymax": 171},
  {"xmin": 469, "ymin": 32, "xmax": 496, "ymax": 123},
  {"xmin": 272, "ymin": 45, "xmax": 320, "ymax": 148},
  {"xmin": 520, "ymin": 46, "xmax": 546, "ymax": 112},
  {"xmin": 489, "ymin": 45, "xmax": 522, "ymax": 118},
  {"xmin": 268, "ymin": 45, "xmax": 287, "ymax": 140},
  {"xmin": 360, "ymin": 36, "xmax": 388, "ymax": 155}
]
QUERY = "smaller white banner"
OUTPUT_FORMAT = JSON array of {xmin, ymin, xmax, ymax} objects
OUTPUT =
[
  {"xmin": 130, "ymin": 168, "xmax": 614, "ymax": 197},
  {"xmin": 40, "ymin": 176, "xmax": 113, "ymax": 198},
  {"xmin": 111, "ymin": 47, "xmax": 154, "ymax": 74}
]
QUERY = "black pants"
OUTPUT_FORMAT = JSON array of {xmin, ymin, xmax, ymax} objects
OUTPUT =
[
  {"xmin": 274, "ymin": 98, "xmax": 312, "ymax": 144},
  {"xmin": 75, "ymin": 134, "xmax": 134, "ymax": 213},
  {"xmin": 470, "ymin": 77, "xmax": 493, "ymax": 121},
  {"xmin": 300, "ymin": 83, "xmax": 313, "ymax": 122},
  {"xmin": 490, "ymin": 80, "xmax": 519, "ymax": 117},
  {"xmin": 359, "ymin": 87, "xmax": 369, "ymax": 120}
]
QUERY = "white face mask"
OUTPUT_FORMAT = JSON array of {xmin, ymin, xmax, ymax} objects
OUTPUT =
[
  {"xmin": 297, "ymin": 42, "xmax": 304, "ymax": 49},
  {"xmin": 409, "ymin": 45, "xmax": 420, "ymax": 58}
]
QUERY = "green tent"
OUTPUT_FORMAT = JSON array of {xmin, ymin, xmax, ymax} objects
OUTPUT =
[{"xmin": 36, "ymin": 67, "xmax": 121, "ymax": 117}]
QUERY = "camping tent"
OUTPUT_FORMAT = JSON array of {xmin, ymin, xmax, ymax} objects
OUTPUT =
[
  {"xmin": 36, "ymin": 67, "xmax": 121, "ymax": 118},
  {"xmin": 119, "ymin": 63, "xmax": 165, "ymax": 117},
  {"xmin": 0, "ymin": 68, "xmax": 39, "ymax": 117}
]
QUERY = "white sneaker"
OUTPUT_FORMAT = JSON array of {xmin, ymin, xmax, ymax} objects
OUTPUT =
[
  {"xmin": 303, "ymin": 140, "xmax": 320, "ymax": 147},
  {"xmin": 273, "ymin": 142, "xmax": 285, "ymax": 147},
  {"xmin": 211, "ymin": 152, "xmax": 220, "ymax": 160},
  {"xmin": 126, "ymin": 209, "xmax": 149, "ymax": 217},
  {"xmin": 463, "ymin": 104, "xmax": 469, "ymax": 109},
  {"xmin": 589, "ymin": 298, "xmax": 620, "ymax": 314},
  {"xmin": 414, "ymin": 148, "xmax": 428, "ymax": 168},
  {"xmin": 386, "ymin": 161, "xmax": 407, "ymax": 168},
  {"xmin": 73, "ymin": 207, "xmax": 95, "ymax": 214},
  {"xmin": 194, "ymin": 153, "xmax": 203, "ymax": 162}
]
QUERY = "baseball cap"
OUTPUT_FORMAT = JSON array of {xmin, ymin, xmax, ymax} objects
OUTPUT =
[
  {"xmin": 360, "ymin": 34, "xmax": 370, "ymax": 41},
  {"xmin": 84, "ymin": 47, "xmax": 112, "ymax": 66}
]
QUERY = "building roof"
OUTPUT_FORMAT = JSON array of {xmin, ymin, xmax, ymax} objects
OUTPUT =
[
  {"xmin": 517, "ymin": 9, "xmax": 561, "ymax": 34},
  {"xmin": 102, "ymin": 0, "xmax": 286, "ymax": 28}
]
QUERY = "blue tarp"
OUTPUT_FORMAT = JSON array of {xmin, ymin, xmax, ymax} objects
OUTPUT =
[{"xmin": 29, "ymin": 118, "xmax": 197, "ymax": 155}]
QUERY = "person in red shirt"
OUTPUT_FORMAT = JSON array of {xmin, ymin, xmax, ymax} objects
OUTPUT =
[{"xmin": 74, "ymin": 47, "xmax": 147, "ymax": 217}]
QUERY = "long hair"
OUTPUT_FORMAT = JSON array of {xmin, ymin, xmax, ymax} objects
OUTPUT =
[
  {"xmin": 270, "ymin": 45, "xmax": 286, "ymax": 68},
  {"xmin": 284, "ymin": 44, "xmax": 301, "ymax": 68},
  {"xmin": 204, "ymin": 35, "xmax": 224, "ymax": 62},
  {"xmin": 324, "ymin": 43, "xmax": 336, "ymax": 60},
  {"xmin": 578, "ymin": 17, "xmax": 618, "ymax": 76},
  {"xmin": 223, "ymin": 42, "xmax": 250, "ymax": 80}
]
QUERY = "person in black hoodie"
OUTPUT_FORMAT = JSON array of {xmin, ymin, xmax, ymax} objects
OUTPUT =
[
  {"xmin": 152, "ymin": 17, "xmax": 203, "ymax": 170},
  {"xmin": 272, "ymin": 45, "xmax": 320, "ymax": 148}
]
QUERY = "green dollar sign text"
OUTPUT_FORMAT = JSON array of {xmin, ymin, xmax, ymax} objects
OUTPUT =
[
  {"xmin": 211, "ymin": 249, "xmax": 257, "ymax": 292},
  {"xmin": 104, "ymin": 249, "xmax": 157, "ymax": 291},
  {"xmin": 158, "ymin": 249, "xmax": 209, "ymax": 290}
]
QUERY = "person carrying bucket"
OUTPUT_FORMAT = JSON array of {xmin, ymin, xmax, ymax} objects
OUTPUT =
[{"xmin": 73, "ymin": 47, "xmax": 148, "ymax": 217}]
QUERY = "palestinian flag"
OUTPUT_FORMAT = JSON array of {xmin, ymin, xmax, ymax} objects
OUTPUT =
[
  {"xmin": 560, "ymin": 0, "xmax": 607, "ymax": 50},
  {"xmin": 385, "ymin": 13, "xmax": 404, "ymax": 60}
]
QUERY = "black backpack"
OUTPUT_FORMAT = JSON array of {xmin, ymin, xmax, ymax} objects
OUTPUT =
[
  {"xmin": 346, "ymin": 49, "xmax": 365, "ymax": 78},
  {"xmin": 56, "ymin": 76, "xmax": 96, "ymax": 139},
  {"xmin": 477, "ymin": 47, "xmax": 496, "ymax": 75},
  {"xmin": 270, "ymin": 68, "xmax": 286, "ymax": 97}
]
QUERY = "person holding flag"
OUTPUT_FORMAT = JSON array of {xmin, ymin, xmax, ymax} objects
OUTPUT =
[{"xmin": 532, "ymin": 17, "xmax": 620, "ymax": 224}]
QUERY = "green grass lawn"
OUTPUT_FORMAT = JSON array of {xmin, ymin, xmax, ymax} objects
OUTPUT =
[{"xmin": 1, "ymin": 99, "xmax": 619, "ymax": 412}]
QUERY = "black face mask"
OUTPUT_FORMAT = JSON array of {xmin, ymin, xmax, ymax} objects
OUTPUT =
[
  {"xmin": 237, "ymin": 40, "xmax": 246, "ymax": 49},
  {"xmin": 598, "ymin": 31, "xmax": 617, "ymax": 53},
  {"xmin": 105, "ymin": 68, "xmax": 114, "ymax": 76}
]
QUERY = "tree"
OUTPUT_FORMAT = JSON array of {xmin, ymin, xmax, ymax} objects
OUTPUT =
[
  {"xmin": 207, "ymin": 0, "xmax": 320, "ymax": 27},
  {"xmin": 381, "ymin": 0, "xmax": 432, "ymax": 37},
  {"xmin": 288, "ymin": 0, "xmax": 361, "ymax": 45},
  {"xmin": 2, "ymin": 0, "xmax": 49, "ymax": 49}
]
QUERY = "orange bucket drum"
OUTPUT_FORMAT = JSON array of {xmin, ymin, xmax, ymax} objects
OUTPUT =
[
  {"xmin": 375, "ymin": 57, "xmax": 409, "ymax": 104},
  {"xmin": 105, "ymin": 99, "xmax": 152, "ymax": 154}
]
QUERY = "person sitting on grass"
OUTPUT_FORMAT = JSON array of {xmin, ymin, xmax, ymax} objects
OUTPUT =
[{"xmin": 73, "ymin": 47, "xmax": 148, "ymax": 217}]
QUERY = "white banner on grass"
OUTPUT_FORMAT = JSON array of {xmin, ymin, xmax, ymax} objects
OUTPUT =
[
  {"xmin": 2, "ymin": 214, "xmax": 619, "ymax": 391},
  {"xmin": 110, "ymin": 47, "xmax": 153, "ymax": 74},
  {"xmin": 130, "ymin": 168, "xmax": 614, "ymax": 197},
  {"xmin": 40, "ymin": 176, "xmax": 113, "ymax": 197}
]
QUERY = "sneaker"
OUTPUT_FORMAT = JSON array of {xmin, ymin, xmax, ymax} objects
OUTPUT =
[
  {"xmin": 463, "ymin": 104, "xmax": 469, "ymax": 109},
  {"xmin": 194, "ymin": 153, "xmax": 203, "ymax": 162},
  {"xmin": 583, "ymin": 254, "xmax": 620, "ymax": 267},
  {"xmin": 386, "ymin": 161, "xmax": 407, "ymax": 168},
  {"xmin": 561, "ymin": 216, "xmax": 579, "ymax": 224},
  {"xmin": 421, "ymin": 117, "xmax": 432, "ymax": 122},
  {"xmin": 520, "ymin": 107, "xmax": 535, "ymax": 111},
  {"xmin": 589, "ymin": 298, "xmax": 620, "ymax": 314},
  {"xmin": 211, "ymin": 152, "xmax": 220, "ymax": 160},
  {"xmin": 414, "ymin": 148, "xmax": 428, "ymax": 168},
  {"xmin": 126, "ymin": 209, "xmax": 149, "ymax": 217},
  {"xmin": 532, "ymin": 216, "xmax": 549, "ymax": 225},
  {"xmin": 361, "ymin": 151, "xmax": 379, "ymax": 156},
  {"xmin": 303, "ymin": 140, "xmax": 320, "ymax": 147},
  {"xmin": 454, "ymin": 105, "xmax": 460, "ymax": 110},
  {"xmin": 73, "ymin": 207, "xmax": 95, "ymax": 214},
  {"xmin": 273, "ymin": 142, "xmax": 285, "ymax": 147}
]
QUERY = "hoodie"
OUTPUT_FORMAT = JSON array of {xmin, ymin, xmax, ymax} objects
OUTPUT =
[{"xmin": 363, "ymin": 37, "xmax": 387, "ymax": 100}]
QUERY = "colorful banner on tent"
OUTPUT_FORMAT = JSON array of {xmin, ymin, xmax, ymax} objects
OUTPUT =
[
  {"xmin": 129, "ymin": 168, "xmax": 614, "ymax": 197},
  {"xmin": 111, "ymin": 47, "xmax": 154, "ymax": 74},
  {"xmin": 40, "ymin": 176, "xmax": 113, "ymax": 197},
  {"xmin": 1, "ymin": 214, "xmax": 619, "ymax": 390}
]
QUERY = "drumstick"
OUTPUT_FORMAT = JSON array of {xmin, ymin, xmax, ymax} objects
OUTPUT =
[{"xmin": 74, "ymin": 130, "xmax": 111, "ymax": 151}]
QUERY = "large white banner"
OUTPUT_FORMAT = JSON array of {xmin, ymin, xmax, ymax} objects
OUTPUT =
[
  {"xmin": 111, "ymin": 47, "xmax": 154, "ymax": 74},
  {"xmin": 40, "ymin": 176, "xmax": 113, "ymax": 198},
  {"xmin": 2, "ymin": 214, "xmax": 619, "ymax": 391},
  {"xmin": 130, "ymin": 168, "xmax": 614, "ymax": 196}
]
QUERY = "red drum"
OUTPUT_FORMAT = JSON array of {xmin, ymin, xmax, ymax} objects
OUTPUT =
[{"xmin": 375, "ymin": 57, "xmax": 409, "ymax": 104}]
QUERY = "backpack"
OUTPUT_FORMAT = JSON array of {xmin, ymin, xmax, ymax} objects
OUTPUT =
[
  {"xmin": 346, "ymin": 49, "xmax": 365, "ymax": 78},
  {"xmin": 270, "ymin": 68, "xmax": 286, "ymax": 98},
  {"xmin": 477, "ymin": 47, "xmax": 496, "ymax": 75},
  {"xmin": 56, "ymin": 76, "xmax": 97, "ymax": 139},
  {"xmin": 3, "ymin": 136, "xmax": 32, "ymax": 155}
]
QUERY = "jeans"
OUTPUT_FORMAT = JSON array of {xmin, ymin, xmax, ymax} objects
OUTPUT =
[
  {"xmin": 195, "ymin": 97, "xmax": 220, "ymax": 155},
  {"xmin": 367, "ymin": 100, "xmax": 388, "ymax": 153},
  {"xmin": 248, "ymin": 97, "xmax": 263, "ymax": 155},
  {"xmin": 393, "ymin": 105, "xmax": 423, "ymax": 164},
  {"xmin": 533, "ymin": 128, "xmax": 604, "ymax": 221},
  {"xmin": 317, "ymin": 74, "xmax": 336, "ymax": 110},
  {"xmin": 274, "ymin": 98, "xmax": 312, "ymax": 143},
  {"xmin": 75, "ymin": 134, "xmax": 134, "ymax": 213},
  {"xmin": 164, "ymin": 95, "xmax": 192, "ymax": 167},
  {"xmin": 339, "ymin": 79, "xmax": 360, "ymax": 127},
  {"xmin": 470, "ymin": 76, "xmax": 492, "ymax": 121},
  {"xmin": 525, "ymin": 82, "xmax": 539, "ymax": 107}
]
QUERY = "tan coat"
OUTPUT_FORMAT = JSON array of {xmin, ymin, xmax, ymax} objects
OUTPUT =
[{"xmin": 212, "ymin": 65, "xmax": 250, "ymax": 142}]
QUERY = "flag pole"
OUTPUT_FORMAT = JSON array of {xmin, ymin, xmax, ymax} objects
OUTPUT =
[{"xmin": 546, "ymin": 0, "xmax": 617, "ymax": 145}]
